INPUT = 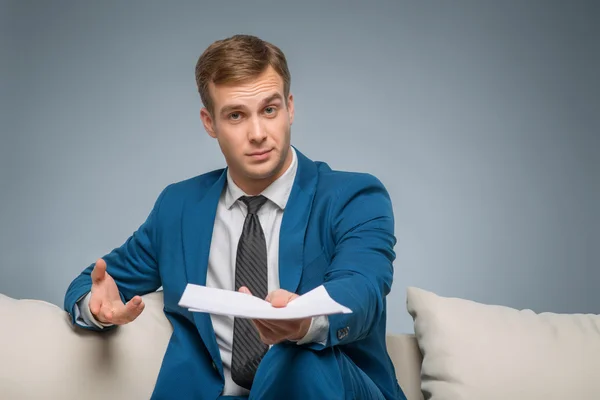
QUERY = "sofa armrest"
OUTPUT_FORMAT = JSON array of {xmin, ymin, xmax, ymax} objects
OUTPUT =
[{"xmin": 0, "ymin": 291, "xmax": 172, "ymax": 400}]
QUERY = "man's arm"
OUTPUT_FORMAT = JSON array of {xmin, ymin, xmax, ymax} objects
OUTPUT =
[
  {"xmin": 63, "ymin": 186, "xmax": 170, "ymax": 329},
  {"xmin": 311, "ymin": 173, "xmax": 396, "ymax": 349},
  {"xmin": 247, "ymin": 174, "xmax": 395, "ymax": 348}
]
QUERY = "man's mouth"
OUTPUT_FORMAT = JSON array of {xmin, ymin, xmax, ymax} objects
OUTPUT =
[{"xmin": 248, "ymin": 149, "xmax": 272, "ymax": 157}]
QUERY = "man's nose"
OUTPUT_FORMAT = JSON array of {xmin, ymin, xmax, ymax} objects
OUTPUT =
[{"xmin": 247, "ymin": 117, "xmax": 267, "ymax": 143}]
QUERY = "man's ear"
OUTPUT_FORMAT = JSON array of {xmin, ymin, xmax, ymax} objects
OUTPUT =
[
  {"xmin": 200, "ymin": 107, "xmax": 217, "ymax": 138},
  {"xmin": 287, "ymin": 93, "xmax": 295, "ymax": 125}
]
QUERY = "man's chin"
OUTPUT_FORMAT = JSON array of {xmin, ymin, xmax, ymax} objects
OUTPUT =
[
  {"xmin": 241, "ymin": 156, "xmax": 288, "ymax": 182},
  {"xmin": 244, "ymin": 169, "xmax": 276, "ymax": 181}
]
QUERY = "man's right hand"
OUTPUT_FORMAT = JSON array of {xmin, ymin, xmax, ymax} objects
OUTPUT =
[{"xmin": 89, "ymin": 259, "xmax": 145, "ymax": 325}]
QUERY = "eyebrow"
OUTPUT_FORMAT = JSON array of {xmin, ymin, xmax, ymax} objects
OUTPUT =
[{"xmin": 219, "ymin": 93, "xmax": 284, "ymax": 116}]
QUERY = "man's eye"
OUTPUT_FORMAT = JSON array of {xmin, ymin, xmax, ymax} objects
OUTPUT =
[
  {"xmin": 229, "ymin": 112, "xmax": 241, "ymax": 120},
  {"xmin": 265, "ymin": 107, "xmax": 276, "ymax": 115}
]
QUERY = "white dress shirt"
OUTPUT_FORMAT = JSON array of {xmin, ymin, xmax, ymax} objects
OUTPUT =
[{"xmin": 75, "ymin": 147, "xmax": 329, "ymax": 397}]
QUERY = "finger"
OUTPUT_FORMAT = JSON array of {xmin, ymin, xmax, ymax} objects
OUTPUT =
[
  {"xmin": 122, "ymin": 296, "xmax": 145, "ymax": 322},
  {"xmin": 238, "ymin": 286, "xmax": 252, "ymax": 295},
  {"xmin": 90, "ymin": 259, "xmax": 107, "ymax": 284},
  {"xmin": 258, "ymin": 319, "xmax": 295, "ymax": 338},
  {"xmin": 253, "ymin": 319, "xmax": 281, "ymax": 345},
  {"xmin": 256, "ymin": 318, "xmax": 296, "ymax": 335},
  {"xmin": 104, "ymin": 297, "xmax": 141, "ymax": 325},
  {"xmin": 98, "ymin": 303, "xmax": 114, "ymax": 324},
  {"xmin": 269, "ymin": 290, "xmax": 299, "ymax": 308},
  {"xmin": 89, "ymin": 293, "xmax": 102, "ymax": 316}
]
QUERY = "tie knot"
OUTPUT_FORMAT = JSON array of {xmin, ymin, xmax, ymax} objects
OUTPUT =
[{"xmin": 239, "ymin": 195, "xmax": 268, "ymax": 214}]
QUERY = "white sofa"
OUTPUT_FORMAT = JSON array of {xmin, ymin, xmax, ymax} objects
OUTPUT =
[
  {"xmin": 2, "ymin": 287, "xmax": 599, "ymax": 400},
  {"xmin": 0, "ymin": 291, "xmax": 424, "ymax": 400}
]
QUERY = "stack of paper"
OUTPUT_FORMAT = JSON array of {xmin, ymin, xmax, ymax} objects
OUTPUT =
[{"xmin": 178, "ymin": 284, "xmax": 352, "ymax": 319}]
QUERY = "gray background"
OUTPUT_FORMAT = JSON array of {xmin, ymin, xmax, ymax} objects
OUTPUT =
[{"xmin": 1, "ymin": 1, "xmax": 598, "ymax": 334}]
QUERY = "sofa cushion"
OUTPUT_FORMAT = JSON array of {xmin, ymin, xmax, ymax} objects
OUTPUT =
[
  {"xmin": 386, "ymin": 334, "xmax": 425, "ymax": 400},
  {"xmin": 407, "ymin": 287, "xmax": 600, "ymax": 400},
  {"xmin": 0, "ymin": 291, "xmax": 172, "ymax": 400}
]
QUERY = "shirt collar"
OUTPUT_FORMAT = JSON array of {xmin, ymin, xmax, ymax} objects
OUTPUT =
[{"xmin": 224, "ymin": 147, "xmax": 298, "ymax": 210}]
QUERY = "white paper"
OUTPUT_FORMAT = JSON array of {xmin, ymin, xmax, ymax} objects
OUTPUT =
[{"xmin": 178, "ymin": 284, "xmax": 352, "ymax": 319}]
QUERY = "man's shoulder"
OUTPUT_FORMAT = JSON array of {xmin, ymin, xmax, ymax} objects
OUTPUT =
[
  {"xmin": 298, "ymin": 149, "xmax": 384, "ymax": 189},
  {"xmin": 314, "ymin": 162, "xmax": 388, "ymax": 195},
  {"xmin": 160, "ymin": 168, "xmax": 225, "ymax": 201}
]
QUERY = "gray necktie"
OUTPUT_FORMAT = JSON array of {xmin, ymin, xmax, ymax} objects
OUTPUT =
[{"xmin": 231, "ymin": 195, "xmax": 269, "ymax": 390}]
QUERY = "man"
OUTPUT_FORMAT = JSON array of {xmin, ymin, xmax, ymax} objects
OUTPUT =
[{"xmin": 64, "ymin": 34, "xmax": 406, "ymax": 400}]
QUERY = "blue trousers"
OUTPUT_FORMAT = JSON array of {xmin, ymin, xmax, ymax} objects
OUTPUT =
[{"xmin": 220, "ymin": 342, "xmax": 385, "ymax": 400}]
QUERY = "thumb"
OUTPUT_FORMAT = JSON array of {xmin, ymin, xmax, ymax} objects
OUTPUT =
[
  {"xmin": 269, "ymin": 289, "xmax": 298, "ymax": 308},
  {"xmin": 91, "ymin": 259, "xmax": 107, "ymax": 284}
]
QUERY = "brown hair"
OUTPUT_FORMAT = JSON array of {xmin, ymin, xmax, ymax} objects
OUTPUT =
[{"xmin": 195, "ymin": 34, "xmax": 291, "ymax": 115}]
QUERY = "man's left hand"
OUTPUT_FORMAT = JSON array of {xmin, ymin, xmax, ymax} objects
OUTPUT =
[{"xmin": 238, "ymin": 287, "xmax": 311, "ymax": 345}]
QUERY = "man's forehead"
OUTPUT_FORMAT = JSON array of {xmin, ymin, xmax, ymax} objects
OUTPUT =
[
  {"xmin": 211, "ymin": 82, "xmax": 283, "ymax": 98},
  {"xmin": 211, "ymin": 86, "xmax": 285, "ymax": 113}
]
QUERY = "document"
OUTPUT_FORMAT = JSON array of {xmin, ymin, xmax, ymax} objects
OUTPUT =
[{"xmin": 178, "ymin": 284, "xmax": 352, "ymax": 319}]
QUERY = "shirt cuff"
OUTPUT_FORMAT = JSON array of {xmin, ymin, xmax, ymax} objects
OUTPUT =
[
  {"xmin": 295, "ymin": 315, "xmax": 329, "ymax": 346},
  {"xmin": 76, "ymin": 292, "xmax": 114, "ymax": 329}
]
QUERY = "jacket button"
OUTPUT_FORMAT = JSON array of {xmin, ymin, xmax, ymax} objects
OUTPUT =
[{"xmin": 337, "ymin": 327, "xmax": 349, "ymax": 340}]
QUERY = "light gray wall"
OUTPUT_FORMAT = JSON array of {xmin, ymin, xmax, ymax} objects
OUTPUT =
[{"xmin": 1, "ymin": 1, "xmax": 598, "ymax": 334}]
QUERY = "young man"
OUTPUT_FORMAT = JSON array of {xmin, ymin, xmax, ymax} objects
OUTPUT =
[{"xmin": 64, "ymin": 34, "xmax": 406, "ymax": 400}]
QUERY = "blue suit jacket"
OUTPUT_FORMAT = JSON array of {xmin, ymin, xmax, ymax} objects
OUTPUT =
[{"xmin": 64, "ymin": 148, "xmax": 403, "ymax": 399}]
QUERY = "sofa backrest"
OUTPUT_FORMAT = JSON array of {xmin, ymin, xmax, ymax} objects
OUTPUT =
[{"xmin": 0, "ymin": 291, "xmax": 424, "ymax": 400}]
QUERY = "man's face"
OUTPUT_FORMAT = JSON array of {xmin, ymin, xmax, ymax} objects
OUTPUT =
[{"xmin": 200, "ymin": 66, "xmax": 294, "ymax": 193}]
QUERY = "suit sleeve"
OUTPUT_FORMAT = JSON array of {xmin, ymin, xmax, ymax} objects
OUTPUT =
[
  {"xmin": 63, "ymin": 186, "xmax": 169, "ymax": 330},
  {"xmin": 307, "ymin": 174, "xmax": 396, "ymax": 349}
]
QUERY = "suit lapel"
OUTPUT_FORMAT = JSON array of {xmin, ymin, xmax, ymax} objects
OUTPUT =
[
  {"xmin": 181, "ymin": 170, "xmax": 227, "ymax": 370},
  {"xmin": 278, "ymin": 148, "xmax": 319, "ymax": 293}
]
